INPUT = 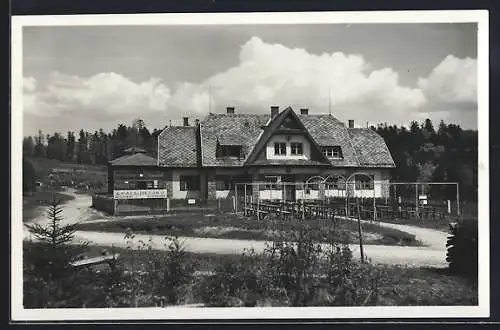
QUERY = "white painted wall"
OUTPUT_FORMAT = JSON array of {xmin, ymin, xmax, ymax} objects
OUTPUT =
[
  {"xmin": 266, "ymin": 135, "xmax": 310, "ymax": 160},
  {"xmin": 259, "ymin": 189, "xmax": 284, "ymax": 200},
  {"xmin": 171, "ymin": 169, "xmax": 201, "ymax": 199},
  {"xmin": 295, "ymin": 189, "xmax": 319, "ymax": 200},
  {"xmin": 216, "ymin": 190, "xmax": 231, "ymax": 199}
]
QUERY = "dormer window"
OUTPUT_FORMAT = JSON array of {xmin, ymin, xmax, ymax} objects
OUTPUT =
[
  {"xmin": 216, "ymin": 143, "xmax": 243, "ymax": 159},
  {"xmin": 321, "ymin": 146, "xmax": 343, "ymax": 158}
]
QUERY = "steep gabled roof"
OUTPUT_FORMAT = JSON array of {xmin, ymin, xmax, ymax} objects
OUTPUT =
[
  {"xmin": 158, "ymin": 126, "xmax": 198, "ymax": 167},
  {"xmin": 299, "ymin": 114, "xmax": 360, "ymax": 167},
  {"xmin": 347, "ymin": 128, "xmax": 396, "ymax": 168},
  {"xmin": 244, "ymin": 107, "xmax": 331, "ymax": 166},
  {"xmin": 110, "ymin": 153, "xmax": 157, "ymax": 166},
  {"xmin": 157, "ymin": 107, "xmax": 396, "ymax": 169}
]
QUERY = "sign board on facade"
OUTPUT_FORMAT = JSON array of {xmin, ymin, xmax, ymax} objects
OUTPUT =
[
  {"xmin": 188, "ymin": 199, "xmax": 196, "ymax": 205},
  {"xmin": 113, "ymin": 189, "xmax": 168, "ymax": 200}
]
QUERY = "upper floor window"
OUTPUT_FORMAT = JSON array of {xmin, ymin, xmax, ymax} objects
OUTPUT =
[
  {"xmin": 321, "ymin": 146, "xmax": 343, "ymax": 158},
  {"xmin": 290, "ymin": 142, "xmax": 303, "ymax": 155},
  {"xmin": 274, "ymin": 142, "xmax": 286, "ymax": 155}
]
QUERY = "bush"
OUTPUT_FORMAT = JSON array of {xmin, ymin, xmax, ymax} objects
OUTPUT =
[
  {"xmin": 200, "ymin": 216, "xmax": 381, "ymax": 307},
  {"xmin": 199, "ymin": 248, "xmax": 262, "ymax": 307},
  {"xmin": 446, "ymin": 219, "xmax": 478, "ymax": 279},
  {"xmin": 123, "ymin": 231, "xmax": 195, "ymax": 306}
]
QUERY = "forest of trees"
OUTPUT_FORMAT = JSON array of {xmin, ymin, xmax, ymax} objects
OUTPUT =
[
  {"xmin": 22, "ymin": 118, "xmax": 478, "ymax": 201},
  {"xmin": 23, "ymin": 119, "xmax": 162, "ymax": 166},
  {"xmin": 372, "ymin": 119, "xmax": 478, "ymax": 201}
]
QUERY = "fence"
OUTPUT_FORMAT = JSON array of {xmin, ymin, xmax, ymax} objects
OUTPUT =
[
  {"xmin": 92, "ymin": 193, "xmax": 235, "ymax": 216},
  {"xmin": 234, "ymin": 181, "xmax": 464, "ymax": 222}
]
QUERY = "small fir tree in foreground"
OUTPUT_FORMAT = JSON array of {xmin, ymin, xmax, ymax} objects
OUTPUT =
[{"xmin": 24, "ymin": 194, "xmax": 88, "ymax": 279}]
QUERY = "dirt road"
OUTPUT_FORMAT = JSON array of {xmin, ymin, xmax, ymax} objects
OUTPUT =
[{"xmin": 23, "ymin": 190, "xmax": 450, "ymax": 268}]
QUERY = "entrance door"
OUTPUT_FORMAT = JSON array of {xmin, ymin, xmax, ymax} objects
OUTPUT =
[{"xmin": 282, "ymin": 174, "xmax": 296, "ymax": 202}]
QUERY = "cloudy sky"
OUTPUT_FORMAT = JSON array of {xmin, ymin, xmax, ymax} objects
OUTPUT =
[{"xmin": 22, "ymin": 23, "xmax": 478, "ymax": 136}]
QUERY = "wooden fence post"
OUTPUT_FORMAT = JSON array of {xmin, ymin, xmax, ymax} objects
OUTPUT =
[{"xmin": 356, "ymin": 197, "xmax": 364, "ymax": 263}]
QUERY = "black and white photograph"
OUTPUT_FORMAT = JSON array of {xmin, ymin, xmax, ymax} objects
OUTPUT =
[{"xmin": 11, "ymin": 10, "xmax": 489, "ymax": 321}]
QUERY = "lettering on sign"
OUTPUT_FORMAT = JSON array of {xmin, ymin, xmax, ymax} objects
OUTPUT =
[{"xmin": 113, "ymin": 189, "xmax": 168, "ymax": 200}]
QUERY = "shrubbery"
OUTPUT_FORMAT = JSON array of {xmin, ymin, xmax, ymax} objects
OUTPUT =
[
  {"xmin": 23, "ymin": 196, "xmax": 195, "ymax": 308},
  {"xmin": 200, "ymin": 216, "xmax": 382, "ymax": 307},
  {"xmin": 446, "ymin": 219, "xmax": 478, "ymax": 279}
]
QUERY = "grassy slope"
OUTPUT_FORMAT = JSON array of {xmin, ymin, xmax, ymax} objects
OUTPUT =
[
  {"xmin": 23, "ymin": 191, "xmax": 75, "ymax": 222},
  {"xmin": 27, "ymin": 157, "xmax": 107, "ymax": 175},
  {"xmin": 76, "ymin": 213, "xmax": 421, "ymax": 247}
]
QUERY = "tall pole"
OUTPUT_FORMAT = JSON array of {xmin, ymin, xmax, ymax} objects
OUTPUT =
[
  {"xmin": 415, "ymin": 183, "xmax": 419, "ymax": 218},
  {"xmin": 373, "ymin": 181, "xmax": 376, "ymax": 223},
  {"xmin": 456, "ymin": 183, "xmax": 461, "ymax": 217},
  {"xmin": 244, "ymin": 183, "xmax": 247, "ymax": 213},
  {"xmin": 345, "ymin": 180, "xmax": 348, "ymax": 217},
  {"xmin": 208, "ymin": 84, "xmax": 212, "ymax": 113},
  {"xmin": 234, "ymin": 184, "xmax": 238, "ymax": 213},
  {"xmin": 328, "ymin": 86, "xmax": 332, "ymax": 116},
  {"xmin": 356, "ymin": 197, "xmax": 365, "ymax": 263},
  {"xmin": 257, "ymin": 182, "xmax": 260, "ymax": 221}
]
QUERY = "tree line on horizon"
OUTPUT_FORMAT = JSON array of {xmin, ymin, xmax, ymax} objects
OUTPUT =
[{"xmin": 22, "ymin": 118, "xmax": 478, "ymax": 201}]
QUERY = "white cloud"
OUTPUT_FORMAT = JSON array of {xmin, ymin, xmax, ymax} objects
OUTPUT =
[
  {"xmin": 23, "ymin": 38, "xmax": 478, "ymax": 134},
  {"xmin": 24, "ymin": 72, "xmax": 171, "ymax": 121},
  {"xmin": 23, "ymin": 76, "xmax": 37, "ymax": 92},
  {"xmin": 167, "ymin": 36, "xmax": 427, "ymax": 124},
  {"xmin": 417, "ymin": 55, "xmax": 477, "ymax": 107}
]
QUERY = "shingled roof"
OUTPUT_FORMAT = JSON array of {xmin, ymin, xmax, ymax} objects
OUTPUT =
[
  {"xmin": 299, "ymin": 114, "xmax": 360, "ymax": 167},
  {"xmin": 347, "ymin": 128, "xmax": 396, "ymax": 167},
  {"xmin": 110, "ymin": 153, "xmax": 157, "ymax": 166},
  {"xmin": 157, "ymin": 107, "xmax": 395, "ymax": 169},
  {"xmin": 244, "ymin": 107, "xmax": 331, "ymax": 166},
  {"xmin": 200, "ymin": 114, "xmax": 268, "ymax": 167},
  {"xmin": 158, "ymin": 126, "xmax": 198, "ymax": 167}
]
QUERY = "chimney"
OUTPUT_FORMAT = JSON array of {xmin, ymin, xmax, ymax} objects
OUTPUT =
[
  {"xmin": 226, "ymin": 107, "xmax": 235, "ymax": 114},
  {"xmin": 195, "ymin": 119, "xmax": 200, "ymax": 126},
  {"xmin": 183, "ymin": 117, "xmax": 189, "ymax": 126},
  {"xmin": 300, "ymin": 108, "xmax": 309, "ymax": 115},
  {"xmin": 348, "ymin": 119, "xmax": 354, "ymax": 128},
  {"xmin": 270, "ymin": 106, "xmax": 279, "ymax": 118}
]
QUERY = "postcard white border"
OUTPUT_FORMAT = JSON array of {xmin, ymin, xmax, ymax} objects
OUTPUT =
[{"xmin": 11, "ymin": 10, "xmax": 490, "ymax": 321}]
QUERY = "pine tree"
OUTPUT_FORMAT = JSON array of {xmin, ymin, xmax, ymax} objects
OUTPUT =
[
  {"xmin": 66, "ymin": 131, "xmax": 76, "ymax": 162},
  {"xmin": 24, "ymin": 195, "xmax": 88, "ymax": 279},
  {"xmin": 77, "ymin": 129, "xmax": 88, "ymax": 164},
  {"xmin": 33, "ymin": 130, "xmax": 46, "ymax": 158}
]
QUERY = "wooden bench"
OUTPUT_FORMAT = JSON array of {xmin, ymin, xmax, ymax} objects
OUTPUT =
[{"xmin": 71, "ymin": 253, "xmax": 120, "ymax": 269}]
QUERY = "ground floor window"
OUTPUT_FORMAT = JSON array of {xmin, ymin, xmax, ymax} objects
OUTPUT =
[
  {"xmin": 325, "ymin": 177, "xmax": 346, "ymax": 190},
  {"xmin": 215, "ymin": 175, "xmax": 231, "ymax": 190},
  {"xmin": 355, "ymin": 175, "xmax": 374, "ymax": 190},
  {"xmin": 180, "ymin": 175, "xmax": 200, "ymax": 191},
  {"xmin": 264, "ymin": 175, "xmax": 281, "ymax": 190}
]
